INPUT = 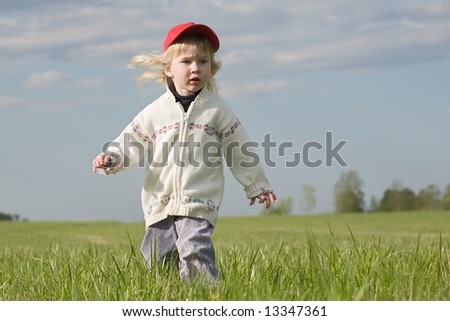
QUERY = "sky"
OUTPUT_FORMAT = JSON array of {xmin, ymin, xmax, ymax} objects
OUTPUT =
[{"xmin": 1, "ymin": 0, "xmax": 449, "ymax": 222}]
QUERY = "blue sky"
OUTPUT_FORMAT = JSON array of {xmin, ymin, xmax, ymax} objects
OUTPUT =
[{"xmin": 1, "ymin": 0, "xmax": 449, "ymax": 222}]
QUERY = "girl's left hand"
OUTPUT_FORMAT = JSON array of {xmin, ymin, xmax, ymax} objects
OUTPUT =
[{"xmin": 250, "ymin": 191, "xmax": 277, "ymax": 209}]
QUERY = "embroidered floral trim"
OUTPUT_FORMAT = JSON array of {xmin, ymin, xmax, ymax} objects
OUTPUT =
[
  {"xmin": 145, "ymin": 194, "xmax": 220, "ymax": 214},
  {"xmin": 131, "ymin": 121, "xmax": 181, "ymax": 143},
  {"xmin": 223, "ymin": 119, "xmax": 241, "ymax": 139},
  {"xmin": 131, "ymin": 118, "xmax": 242, "ymax": 144}
]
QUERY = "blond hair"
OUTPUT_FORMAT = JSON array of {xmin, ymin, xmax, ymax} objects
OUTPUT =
[{"xmin": 129, "ymin": 34, "xmax": 221, "ymax": 92}]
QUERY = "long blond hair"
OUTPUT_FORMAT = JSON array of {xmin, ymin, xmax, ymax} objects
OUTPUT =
[{"xmin": 129, "ymin": 34, "xmax": 221, "ymax": 92}]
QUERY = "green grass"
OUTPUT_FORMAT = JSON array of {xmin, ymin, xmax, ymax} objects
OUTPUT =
[{"xmin": 0, "ymin": 211, "xmax": 449, "ymax": 300}]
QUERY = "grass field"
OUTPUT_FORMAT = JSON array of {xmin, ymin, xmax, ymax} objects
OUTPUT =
[{"xmin": 0, "ymin": 211, "xmax": 449, "ymax": 301}]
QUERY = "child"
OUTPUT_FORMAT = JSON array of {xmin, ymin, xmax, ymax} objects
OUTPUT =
[{"xmin": 92, "ymin": 22, "xmax": 276, "ymax": 281}]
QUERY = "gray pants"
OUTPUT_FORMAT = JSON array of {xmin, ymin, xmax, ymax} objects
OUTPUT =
[{"xmin": 140, "ymin": 216, "xmax": 219, "ymax": 281}]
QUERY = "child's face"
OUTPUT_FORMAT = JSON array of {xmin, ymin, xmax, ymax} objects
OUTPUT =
[{"xmin": 165, "ymin": 46, "xmax": 212, "ymax": 96}]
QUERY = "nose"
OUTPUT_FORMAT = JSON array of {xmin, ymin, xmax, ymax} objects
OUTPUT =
[{"xmin": 191, "ymin": 61, "xmax": 199, "ymax": 73}]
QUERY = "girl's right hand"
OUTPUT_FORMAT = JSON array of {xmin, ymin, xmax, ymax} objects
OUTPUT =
[
  {"xmin": 92, "ymin": 154, "xmax": 112, "ymax": 173},
  {"xmin": 250, "ymin": 191, "xmax": 277, "ymax": 209}
]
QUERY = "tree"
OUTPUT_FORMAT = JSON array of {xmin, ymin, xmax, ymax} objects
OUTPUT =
[
  {"xmin": 0, "ymin": 213, "xmax": 11, "ymax": 221},
  {"xmin": 0, "ymin": 212, "xmax": 21, "ymax": 221},
  {"xmin": 0, "ymin": 212, "xmax": 26, "ymax": 221},
  {"xmin": 334, "ymin": 170, "xmax": 365, "ymax": 213},
  {"xmin": 261, "ymin": 197, "xmax": 292, "ymax": 216},
  {"xmin": 368, "ymin": 195, "xmax": 379, "ymax": 213},
  {"xmin": 300, "ymin": 184, "xmax": 316, "ymax": 214},
  {"xmin": 416, "ymin": 184, "xmax": 441, "ymax": 210},
  {"xmin": 440, "ymin": 185, "xmax": 450, "ymax": 210},
  {"xmin": 377, "ymin": 181, "xmax": 417, "ymax": 211}
]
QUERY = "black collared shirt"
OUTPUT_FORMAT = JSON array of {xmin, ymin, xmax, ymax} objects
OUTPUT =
[{"xmin": 168, "ymin": 79, "xmax": 201, "ymax": 113}]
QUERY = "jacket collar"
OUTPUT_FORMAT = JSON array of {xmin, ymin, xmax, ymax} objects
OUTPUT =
[{"xmin": 164, "ymin": 85, "xmax": 213, "ymax": 106}]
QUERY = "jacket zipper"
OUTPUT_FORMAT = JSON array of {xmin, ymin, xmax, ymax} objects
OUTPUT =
[{"xmin": 175, "ymin": 103, "xmax": 191, "ymax": 205}]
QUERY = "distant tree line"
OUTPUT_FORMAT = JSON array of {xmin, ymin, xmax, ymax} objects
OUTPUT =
[
  {"xmin": 261, "ymin": 197, "xmax": 293, "ymax": 216},
  {"xmin": 334, "ymin": 170, "xmax": 450, "ymax": 213},
  {"xmin": 261, "ymin": 169, "xmax": 450, "ymax": 215},
  {"xmin": 261, "ymin": 185, "xmax": 317, "ymax": 216},
  {"xmin": 0, "ymin": 212, "xmax": 26, "ymax": 222}
]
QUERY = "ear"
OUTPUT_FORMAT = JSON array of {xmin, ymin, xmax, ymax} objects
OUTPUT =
[{"xmin": 164, "ymin": 65, "xmax": 172, "ymax": 78}]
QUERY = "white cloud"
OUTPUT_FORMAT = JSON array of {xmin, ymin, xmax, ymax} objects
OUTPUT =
[
  {"xmin": 24, "ymin": 70, "xmax": 70, "ymax": 88},
  {"xmin": 1, "ymin": 0, "xmax": 449, "ymax": 73},
  {"xmin": 66, "ymin": 38, "xmax": 158, "ymax": 62},
  {"xmin": 24, "ymin": 70, "xmax": 104, "ymax": 89},
  {"xmin": 0, "ymin": 94, "xmax": 69, "ymax": 112},
  {"xmin": 75, "ymin": 78, "xmax": 103, "ymax": 88},
  {"xmin": 219, "ymin": 1, "xmax": 450, "ymax": 74},
  {"xmin": 0, "ymin": 2, "xmax": 165, "ymax": 60},
  {"xmin": 221, "ymin": 79, "xmax": 290, "ymax": 98},
  {"xmin": 0, "ymin": 96, "xmax": 27, "ymax": 110}
]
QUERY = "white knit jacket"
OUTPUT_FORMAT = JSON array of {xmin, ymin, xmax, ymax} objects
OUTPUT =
[{"xmin": 100, "ymin": 87, "xmax": 273, "ymax": 227}]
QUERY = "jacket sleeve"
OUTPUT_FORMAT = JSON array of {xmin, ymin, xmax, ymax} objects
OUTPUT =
[
  {"xmin": 96, "ymin": 111, "xmax": 152, "ymax": 175},
  {"xmin": 220, "ymin": 109, "xmax": 273, "ymax": 198}
]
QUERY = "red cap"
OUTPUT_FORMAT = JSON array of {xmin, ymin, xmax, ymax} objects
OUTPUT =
[{"xmin": 163, "ymin": 22, "xmax": 220, "ymax": 52}]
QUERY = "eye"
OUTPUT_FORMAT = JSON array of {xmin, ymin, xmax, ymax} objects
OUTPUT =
[{"xmin": 198, "ymin": 58, "xmax": 209, "ymax": 65}]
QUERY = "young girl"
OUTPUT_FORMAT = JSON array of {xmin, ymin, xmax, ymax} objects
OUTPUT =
[{"xmin": 92, "ymin": 22, "xmax": 276, "ymax": 281}]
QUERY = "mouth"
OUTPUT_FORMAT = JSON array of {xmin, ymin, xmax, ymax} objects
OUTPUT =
[{"xmin": 190, "ymin": 77, "xmax": 200, "ymax": 82}]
